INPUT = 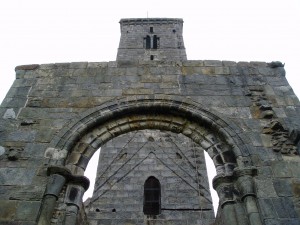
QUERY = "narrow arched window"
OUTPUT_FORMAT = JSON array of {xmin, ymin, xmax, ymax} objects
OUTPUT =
[
  {"xmin": 153, "ymin": 35, "xmax": 158, "ymax": 49},
  {"xmin": 145, "ymin": 35, "xmax": 151, "ymax": 49},
  {"xmin": 143, "ymin": 176, "xmax": 161, "ymax": 215}
]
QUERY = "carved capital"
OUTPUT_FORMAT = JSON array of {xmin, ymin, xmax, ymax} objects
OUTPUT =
[
  {"xmin": 212, "ymin": 175, "xmax": 233, "ymax": 190},
  {"xmin": 234, "ymin": 167, "xmax": 257, "ymax": 200},
  {"xmin": 68, "ymin": 174, "xmax": 90, "ymax": 191},
  {"xmin": 213, "ymin": 175, "xmax": 235, "ymax": 208},
  {"xmin": 47, "ymin": 165, "xmax": 72, "ymax": 177},
  {"xmin": 47, "ymin": 165, "xmax": 90, "ymax": 191}
]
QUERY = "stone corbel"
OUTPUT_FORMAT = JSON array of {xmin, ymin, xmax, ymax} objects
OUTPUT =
[{"xmin": 234, "ymin": 167, "xmax": 263, "ymax": 225}]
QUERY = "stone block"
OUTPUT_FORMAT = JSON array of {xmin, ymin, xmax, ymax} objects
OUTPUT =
[
  {"xmin": 0, "ymin": 200, "xmax": 18, "ymax": 221},
  {"xmin": 256, "ymin": 179, "xmax": 277, "ymax": 198},
  {"xmin": 258, "ymin": 198, "xmax": 276, "ymax": 219},
  {"xmin": 273, "ymin": 179, "xmax": 293, "ymax": 197},
  {"xmin": 279, "ymin": 219, "xmax": 300, "ymax": 225},
  {"xmin": 201, "ymin": 67, "xmax": 215, "ymax": 75},
  {"xmin": 0, "ymin": 168, "xmax": 35, "ymax": 185},
  {"xmin": 9, "ymin": 186, "xmax": 44, "ymax": 201},
  {"xmin": 222, "ymin": 61, "xmax": 237, "ymax": 66},
  {"xmin": 211, "ymin": 107, "xmax": 251, "ymax": 119},
  {"xmin": 203, "ymin": 60, "xmax": 222, "ymax": 67},
  {"xmin": 0, "ymin": 146, "xmax": 5, "ymax": 156},
  {"xmin": 272, "ymin": 198, "xmax": 297, "ymax": 218},
  {"xmin": 182, "ymin": 60, "xmax": 204, "ymax": 67},
  {"xmin": 34, "ymin": 128, "xmax": 56, "ymax": 143},
  {"xmin": 264, "ymin": 219, "xmax": 280, "ymax": 225},
  {"xmin": 70, "ymin": 62, "xmax": 88, "ymax": 69},
  {"xmin": 15, "ymin": 201, "xmax": 41, "ymax": 221},
  {"xmin": 260, "ymin": 134, "xmax": 273, "ymax": 148},
  {"xmin": 215, "ymin": 67, "xmax": 230, "ymax": 75},
  {"xmin": 271, "ymin": 161, "xmax": 292, "ymax": 178},
  {"xmin": 122, "ymin": 88, "xmax": 154, "ymax": 95}
]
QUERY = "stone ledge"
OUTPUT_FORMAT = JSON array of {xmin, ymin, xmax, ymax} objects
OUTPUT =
[
  {"xmin": 15, "ymin": 64, "xmax": 39, "ymax": 71},
  {"xmin": 13, "ymin": 60, "xmax": 283, "ymax": 76},
  {"xmin": 119, "ymin": 18, "xmax": 184, "ymax": 25}
]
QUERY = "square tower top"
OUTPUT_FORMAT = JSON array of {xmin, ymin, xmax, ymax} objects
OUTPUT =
[{"xmin": 117, "ymin": 18, "xmax": 187, "ymax": 62}]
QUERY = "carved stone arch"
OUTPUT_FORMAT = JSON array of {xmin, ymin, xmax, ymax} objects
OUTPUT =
[
  {"xmin": 39, "ymin": 96, "xmax": 263, "ymax": 225},
  {"xmin": 47, "ymin": 96, "xmax": 252, "ymax": 172}
]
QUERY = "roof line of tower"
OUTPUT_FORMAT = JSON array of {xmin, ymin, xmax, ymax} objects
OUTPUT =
[{"xmin": 119, "ymin": 18, "xmax": 184, "ymax": 25}]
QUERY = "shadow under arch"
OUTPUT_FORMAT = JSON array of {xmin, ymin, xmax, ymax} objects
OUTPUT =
[{"xmin": 39, "ymin": 96, "xmax": 262, "ymax": 225}]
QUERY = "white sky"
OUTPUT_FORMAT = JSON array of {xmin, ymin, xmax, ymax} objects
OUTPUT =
[{"xmin": 1, "ymin": 0, "xmax": 299, "ymax": 213}]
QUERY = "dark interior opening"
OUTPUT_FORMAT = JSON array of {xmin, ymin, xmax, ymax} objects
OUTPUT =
[
  {"xmin": 153, "ymin": 35, "xmax": 159, "ymax": 49},
  {"xmin": 143, "ymin": 176, "xmax": 161, "ymax": 215},
  {"xmin": 146, "ymin": 35, "xmax": 151, "ymax": 49}
]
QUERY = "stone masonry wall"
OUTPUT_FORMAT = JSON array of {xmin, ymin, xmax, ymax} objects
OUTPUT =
[
  {"xmin": 0, "ymin": 59, "xmax": 300, "ymax": 224},
  {"xmin": 85, "ymin": 130, "xmax": 214, "ymax": 225}
]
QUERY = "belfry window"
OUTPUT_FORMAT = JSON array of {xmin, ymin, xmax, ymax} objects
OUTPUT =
[
  {"xmin": 145, "ymin": 35, "xmax": 151, "ymax": 49},
  {"xmin": 143, "ymin": 35, "xmax": 160, "ymax": 50},
  {"xmin": 143, "ymin": 176, "xmax": 161, "ymax": 215},
  {"xmin": 153, "ymin": 35, "xmax": 159, "ymax": 49}
]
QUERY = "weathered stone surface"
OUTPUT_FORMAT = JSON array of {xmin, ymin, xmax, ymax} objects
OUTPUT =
[
  {"xmin": 271, "ymin": 161, "xmax": 292, "ymax": 178},
  {"xmin": 0, "ymin": 168, "xmax": 35, "ymax": 185},
  {"xmin": 273, "ymin": 179, "xmax": 293, "ymax": 197},
  {"xmin": 0, "ymin": 200, "xmax": 18, "ymax": 221},
  {"xmin": 256, "ymin": 179, "xmax": 278, "ymax": 198},
  {"xmin": 0, "ymin": 17, "xmax": 300, "ymax": 225},
  {"xmin": 0, "ymin": 146, "xmax": 5, "ymax": 156},
  {"xmin": 3, "ymin": 108, "xmax": 16, "ymax": 119},
  {"xmin": 15, "ymin": 201, "xmax": 41, "ymax": 221}
]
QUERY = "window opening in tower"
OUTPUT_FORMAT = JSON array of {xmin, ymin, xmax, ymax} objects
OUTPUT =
[{"xmin": 143, "ymin": 176, "xmax": 161, "ymax": 215}]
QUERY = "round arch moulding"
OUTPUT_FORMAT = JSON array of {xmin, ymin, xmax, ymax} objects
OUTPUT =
[{"xmin": 46, "ymin": 96, "xmax": 253, "ymax": 175}]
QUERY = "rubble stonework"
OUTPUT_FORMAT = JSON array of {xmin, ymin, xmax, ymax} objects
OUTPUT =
[{"xmin": 0, "ymin": 18, "xmax": 300, "ymax": 225}]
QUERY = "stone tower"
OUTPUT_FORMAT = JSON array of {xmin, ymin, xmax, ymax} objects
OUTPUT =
[
  {"xmin": 85, "ymin": 18, "xmax": 214, "ymax": 225},
  {"xmin": 117, "ymin": 18, "xmax": 187, "ymax": 61},
  {"xmin": 1, "ymin": 18, "xmax": 300, "ymax": 225}
]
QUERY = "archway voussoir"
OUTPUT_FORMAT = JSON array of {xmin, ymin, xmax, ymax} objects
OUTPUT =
[
  {"xmin": 66, "ymin": 152, "xmax": 82, "ymax": 165},
  {"xmin": 90, "ymin": 138, "xmax": 104, "ymax": 150},
  {"xmin": 73, "ymin": 142, "xmax": 90, "ymax": 154},
  {"xmin": 50, "ymin": 97, "xmax": 254, "ymax": 170}
]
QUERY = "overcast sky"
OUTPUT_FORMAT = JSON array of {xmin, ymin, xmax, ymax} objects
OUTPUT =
[{"xmin": 1, "ymin": 0, "xmax": 299, "ymax": 212}]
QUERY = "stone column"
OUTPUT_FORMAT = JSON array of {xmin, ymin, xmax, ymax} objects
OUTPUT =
[
  {"xmin": 37, "ymin": 166, "xmax": 71, "ymax": 225},
  {"xmin": 235, "ymin": 168, "xmax": 263, "ymax": 225},
  {"xmin": 63, "ymin": 176, "xmax": 89, "ymax": 225},
  {"xmin": 213, "ymin": 175, "xmax": 239, "ymax": 225}
]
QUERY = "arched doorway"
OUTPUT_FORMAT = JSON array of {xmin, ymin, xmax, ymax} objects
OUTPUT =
[{"xmin": 38, "ymin": 96, "xmax": 262, "ymax": 225}]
